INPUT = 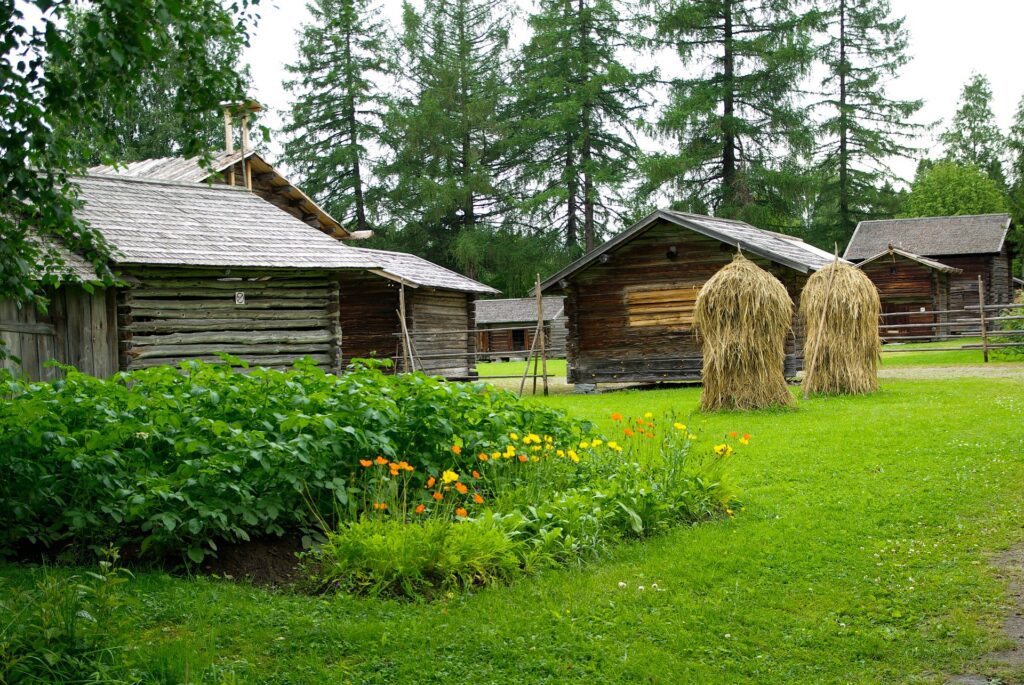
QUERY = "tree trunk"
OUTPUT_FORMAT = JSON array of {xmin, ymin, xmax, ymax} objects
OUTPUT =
[
  {"xmin": 345, "ymin": 24, "xmax": 368, "ymax": 232},
  {"xmin": 837, "ymin": 0, "xmax": 850, "ymax": 241},
  {"xmin": 721, "ymin": 0, "xmax": 737, "ymax": 210}
]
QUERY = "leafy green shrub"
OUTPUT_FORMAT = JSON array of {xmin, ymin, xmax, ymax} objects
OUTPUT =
[
  {"xmin": 0, "ymin": 359, "xmax": 589, "ymax": 564},
  {"xmin": 991, "ymin": 298, "xmax": 1024, "ymax": 359}
]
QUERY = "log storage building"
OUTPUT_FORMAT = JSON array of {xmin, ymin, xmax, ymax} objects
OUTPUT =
[
  {"xmin": 853, "ymin": 247, "xmax": 961, "ymax": 339},
  {"xmin": 474, "ymin": 297, "xmax": 568, "ymax": 360},
  {"xmin": 1, "ymin": 173, "xmax": 380, "ymax": 381},
  {"xmin": 539, "ymin": 210, "xmax": 836, "ymax": 386},
  {"xmin": 843, "ymin": 214, "xmax": 1015, "ymax": 312},
  {"xmin": 337, "ymin": 249, "xmax": 498, "ymax": 379}
]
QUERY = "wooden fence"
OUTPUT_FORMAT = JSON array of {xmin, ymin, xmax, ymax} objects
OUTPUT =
[{"xmin": 880, "ymin": 276, "xmax": 1024, "ymax": 361}]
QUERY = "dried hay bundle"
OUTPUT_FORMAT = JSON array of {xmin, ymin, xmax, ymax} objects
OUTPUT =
[
  {"xmin": 694, "ymin": 253, "xmax": 795, "ymax": 411},
  {"xmin": 799, "ymin": 259, "xmax": 881, "ymax": 396}
]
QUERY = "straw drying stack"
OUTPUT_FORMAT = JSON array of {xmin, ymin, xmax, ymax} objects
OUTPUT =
[
  {"xmin": 694, "ymin": 253, "xmax": 795, "ymax": 411},
  {"xmin": 799, "ymin": 259, "xmax": 881, "ymax": 396}
]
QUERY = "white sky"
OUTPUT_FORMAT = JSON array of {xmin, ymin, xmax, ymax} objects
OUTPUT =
[{"xmin": 243, "ymin": 0, "xmax": 1024, "ymax": 186}]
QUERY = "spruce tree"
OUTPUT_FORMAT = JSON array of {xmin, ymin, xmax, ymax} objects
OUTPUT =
[
  {"xmin": 378, "ymin": 0, "xmax": 511, "ymax": 276},
  {"xmin": 940, "ymin": 73, "xmax": 1007, "ymax": 186},
  {"xmin": 283, "ymin": 0, "xmax": 391, "ymax": 233},
  {"xmin": 812, "ymin": 0, "xmax": 922, "ymax": 249},
  {"xmin": 643, "ymin": 0, "xmax": 818, "ymax": 229},
  {"xmin": 511, "ymin": 0, "xmax": 652, "ymax": 251}
]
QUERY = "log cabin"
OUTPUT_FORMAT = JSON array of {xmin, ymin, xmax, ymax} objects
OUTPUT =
[
  {"xmin": 337, "ymin": 249, "xmax": 498, "ymax": 379},
  {"xmin": 475, "ymin": 297, "xmax": 568, "ymax": 360},
  {"xmin": 844, "ymin": 214, "xmax": 1014, "ymax": 312},
  {"xmin": 539, "ymin": 210, "xmax": 837, "ymax": 387},
  {"xmin": 855, "ymin": 247, "xmax": 961, "ymax": 340},
  {"xmin": 1, "ymin": 174, "xmax": 381, "ymax": 381}
]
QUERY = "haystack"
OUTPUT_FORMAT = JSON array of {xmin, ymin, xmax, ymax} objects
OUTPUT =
[
  {"xmin": 799, "ymin": 259, "xmax": 881, "ymax": 396},
  {"xmin": 694, "ymin": 253, "xmax": 795, "ymax": 411}
]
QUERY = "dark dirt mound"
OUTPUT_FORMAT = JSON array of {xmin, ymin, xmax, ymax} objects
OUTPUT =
[{"xmin": 201, "ymin": 535, "xmax": 305, "ymax": 587}]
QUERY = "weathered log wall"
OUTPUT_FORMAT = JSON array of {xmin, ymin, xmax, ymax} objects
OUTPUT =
[
  {"xmin": 406, "ymin": 288, "xmax": 475, "ymax": 379},
  {"xmin": 337, "ymin": 271, "xmax": 401, "ymax": 371},
  {"xmin": 561, "ymin": 221, "xmax": 807, "ymax": 384},
  {"xmin": 860, "ymin": 255, "xmax": 946, "ymax": 337},
  {"xmin": 0, "ymin": 286, "xmax": 117, "ymax": 381},
  {"xmin": 478, "ymin": 318, "xmax": 569, "ymax": 358},
  {"xmin": 117, "ymin": 267, "xmax": 342, "ymax": 372},
  {"xmin": 944, "ymin": 248, "xmax": 1014, "ymax": 310}
]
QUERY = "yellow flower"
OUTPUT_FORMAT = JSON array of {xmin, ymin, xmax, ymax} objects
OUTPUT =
[
  {"xmin": 591, "ymin": 438, "xmax": 603, "ymax": 446},
  {"xmin": 606, "ymin": 440, "xmax": 621, "ymax": 451},
  {"xmin": 531, "ymin": 456, "xmax": 539, "ymax": 462},
  {"xmin": 713, "ymin": 444, "xmax": 734, "ymax": 457},
  {"xmin": 739, "ymin": 437, "xmax": 750, "ymax": 446},
  {"xmin": 644, "ymin": 412, "xmax": 653, "ymax": 419},
  {"xmin": 579, "ymin": 441, "xmax": 591, "ymax": 449},
  {"xmin": 688, "ymin": 433, "xmax": 697, "ymax": 441},
  {"xmin": 568, "ymin": 450, "xmax": 580, "ymax": 463},
  {"xmin": 442, "ymin": 469, "xmax": 460, "ymax": 484},
  {"xmin": 673, "ymin": 422, "xmax": 686, "ymax": 431},
  {"xmin": 556, "ymin": 449, "xmax": 565, "ymax": 458},
  {"xmin": 526, "ymin": 433, "xmax": 541, "ymax": 444},
  {"xmin": 544, "ymin": 435, "xmax": 553, "ymax": 443},
  {"xmin": 491, "ymin": 451, "xmax": 500, "ymax": 460},
  {"xmin": 531, "ymin": 445, "xmax": 541, "ymax": 452},
  {"xmin": 509, "ymin": 432, "xmax": 519, "ymax": 442}
]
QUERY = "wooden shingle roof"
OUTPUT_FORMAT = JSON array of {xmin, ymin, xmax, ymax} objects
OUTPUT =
[
  {"xmin": 476, "ymin": 297, "xmax": 564, "ymax": 324},
  {"xmin": 74, "ymin": 174, "xmax": 379, "ymax": 270},
  {"xmin": 844, "ymin": 214, "xmax": 1011, "ymax": 260},
  {"xmin": 541, "ymin": 209, "xmax": 838, "ymax": 292},
  {"xmin": 360, "ymin": 248, "xmax": 499, "ymax": 294}
]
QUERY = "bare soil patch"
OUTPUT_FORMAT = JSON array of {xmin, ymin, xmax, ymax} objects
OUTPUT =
[{"xmin": 200, "ymin": 535, "xmax": 305, "ymax": 587}]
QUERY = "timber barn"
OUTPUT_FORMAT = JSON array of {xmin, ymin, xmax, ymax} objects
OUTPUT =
[
  {"xmin": 1, "ymin": 173, "xmax": 380, "ymax": 381},
  {"xmin": 854, "ymin": 247, "xmax": 961, "ymax": 339},
  {"xmin": 844, "ymin": 214, "xmax": 1015, "ymax": 312},
  {"xmin": 540, "ymin": 210, "xmax": 836, "ymax": 386},
  {"xmin": 337, "ymin": 249, "xmax": 498, "ymax": 379},
  {"xmin": 474, "ymin": 297, "xmax": 568, "ymax": 360}
]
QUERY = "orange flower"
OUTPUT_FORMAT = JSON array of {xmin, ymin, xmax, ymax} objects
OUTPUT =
[
  {"xmin": 743, "ymin": 433, "xmax": 751, "ymax": 441},
  {"xmin": 415, "ymin": 504, "xmax": 426, "ymax": 514},
  {"xmin": 433, "ymin": 491, "xmax": 443, "ymax": 501},
  {"xmin": 635, "ymin": 418, "xmax": 645, "ymax": 425},
  {"xmin": 478, "ymin": 453, "xmax": 489, "ymax": 461},
  {"xmin": 473, "ymin": 493, "xmax": 484, "ymax": 504},
  {"xmin": 517, "ymin": 454, "xmax": 528, "ymax": 463},
  {"xmin": 397, "ymin": 460, "xmax": 413, "ymax": 472},
  {"xmin": 426, "ymin": 476, "xmax": 436, "ymax": 488},
  {"xmin": 471, "ymin": 470, "xmax": 481, "ymax": 479},
  {"xmin": 455, "ymin": 507, "xmax": 468, "ymax": 518},
  {"xmin": 359, "ymin": 459, "xmax": 373, "ymax": 468},
  {"xmin": 373, "ymin": 502, "xmax": 388, "ymax": 511},
  {"xmin": 451, "ymin": 444, "xmax": 462, "ymax": 455},
  {"xmin": 729, "ymin": 431, "xmax": 738, "ymax": 438},
  {"xmin": 455, "ymin": 482, "xmax": 468, "ymax": 494},
  {"xmin": 611, "ymin": 412, "xmax": 623, "ymax": 421},
  {"xmin": 389, "ymin": 464, "xmax": 400, "ymax": 476},
  {"xmin": 375, "ymin": 456, "xmax": 388, "ymax": 465},
  {"xmin": 624, "ymin": 428, "xmax": 635, "ymax": 437}
]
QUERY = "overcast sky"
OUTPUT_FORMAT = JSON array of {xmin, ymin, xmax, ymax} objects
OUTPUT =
[{"xmin": 242, "ymin": 0, "xmax": 1024, "ymax": 185}]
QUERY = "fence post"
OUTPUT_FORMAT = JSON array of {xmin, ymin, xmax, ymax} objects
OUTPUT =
[{"xmin": 977, "ymin": 275, "xmax": 988, "ymax": 363}]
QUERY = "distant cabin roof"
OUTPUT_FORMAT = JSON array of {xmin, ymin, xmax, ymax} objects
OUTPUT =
[
  {"xmin": 856, "ymin": 247, "xmax": 962, "ymax": 274},
  {"xmin": 541, "ymin": 209, "xmax": 838, "ymax": 291},
  {"xmin": 89, "ymin": 150, "xmax": 349, "ymax": 238},
  {"xmin": 844, "ymin": 214, "xmax": 1011, "ymax": 260},
  {"xmin": 73, "ymin": 174, "xmax": 378, "ymax": 271},
  {"xmin": 360, "ymin": 248, "xmax": 499, "ymax": 294},
  {"xmin": 476, "ymin": 297, "xmax": 565, "ymax": 324}
]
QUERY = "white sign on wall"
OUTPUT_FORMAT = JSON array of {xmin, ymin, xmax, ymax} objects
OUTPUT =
[{"xmin": 235, "ymin": 291, "xmax": 246, "ymax": 305}]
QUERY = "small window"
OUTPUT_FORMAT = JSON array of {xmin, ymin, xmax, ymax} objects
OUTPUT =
[
  {"xmin": 511, "ymin": 329, "xmax": 526, "ymax": 350},
  {"xmin": 625, "ymin": 284, "xmax": 701, "ymax": 329}
]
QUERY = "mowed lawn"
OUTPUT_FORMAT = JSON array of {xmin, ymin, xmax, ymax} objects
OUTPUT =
[{"xmin": 3, "ymin": 377, "xmax": 1024, "ymax": 683}]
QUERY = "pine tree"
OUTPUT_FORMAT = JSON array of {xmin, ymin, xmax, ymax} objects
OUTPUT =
[
  {"xmin": 812, "ymin": 0, "xmax": 922, "ymax": 249},
  {"xmin": 510, "ymin": 0, "xmax": 652, "ymax": 251},
  {"xmin": 378, "ymin": 0, "xmax": 512, "ymax": 276},
  {"xmin": 940, "ymin": 73, "xmax": 1007, "ymax": 186},
  {"xmin": 283, "ymin": 0, "xmax": 391, "ymax": 233},
  {"xmin": 643, "ymin": 0, "xmax": 818, "ymax": 229}
]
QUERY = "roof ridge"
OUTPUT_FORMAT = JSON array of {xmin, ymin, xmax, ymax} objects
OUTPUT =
[
  {"xmin": 79, "ymin": 172, "xmax": 250, "ymax": 192},
  {"xmin": 860, "ymin": 213, "xmax": 1010, "ymax": 225}
]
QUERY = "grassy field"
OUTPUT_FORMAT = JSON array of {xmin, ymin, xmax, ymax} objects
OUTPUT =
[{"xmin": 3, "ymin": 377, "xmax": 1024, "ymax": 683}]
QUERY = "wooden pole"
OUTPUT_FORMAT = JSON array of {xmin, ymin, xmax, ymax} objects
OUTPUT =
[
  {"xmin": 241, "ymin": 112, "xmax": 252, "ymax": 190},
  {"xmin": 536, "ymin": 274, "xmax": 549, "ymax": 396},
  {"xmin": 223, "ymin": 109, "xmax": 236, "ymax": 186},
  {"xmin": 398, "ymin": 285, "xmax": 414, "ymax": 372},
  {"xmin": 517, "ymin": 320, "xmax": 544, "ymax": 397},
  {"xmin": 978, "ymin": 275, "xmax": 989, "ymax": 363}
]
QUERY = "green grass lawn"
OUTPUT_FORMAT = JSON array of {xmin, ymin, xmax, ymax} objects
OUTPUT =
[{"xmin": 4, "ymin": 377, "xmax": 1024, "ymax": 683}]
